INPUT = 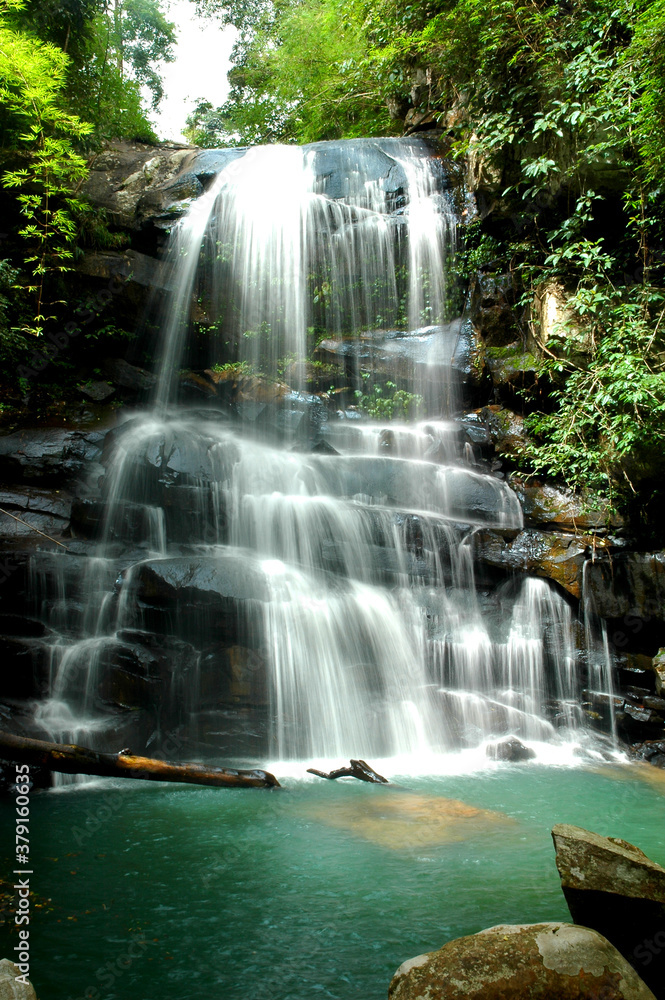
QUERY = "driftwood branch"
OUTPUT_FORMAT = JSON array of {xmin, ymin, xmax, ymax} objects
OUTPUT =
[
  {"xmin": 0, "ymin": 732, "xmax": 280, "ymax": 789},
  {"xmin": 307, "ymin": 758, "xmax": 389, "ymax": 784}
]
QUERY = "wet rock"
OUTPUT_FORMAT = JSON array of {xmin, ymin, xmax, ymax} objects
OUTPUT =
[
  {"xmin": 178, "ymin": 371, "xmax": 219, "ymax": 400},
  {"xmin": 511, "ymin": 478, "xmax": 620, "ymax": 533},
  {"xmin": 314, "ymin": 320, "xmax": 477, "ymax": 406},
  {"xmin": 0, "ymin": 487, "xmax": 71, "ymax": 540},
  {"xmin": 389, "ymin": 922, "xmax": 656, "ymax": 1000},
  {"xmin": 469, "ymin": 271, "xmax": 519, "ymax": 347},
  {"xmin": 103, "ymin": 358, "xmax": 157, "ymax": 394},
  {"xmin": 303, "ymin": 136, "xmax": 445, "ymax": 203},
  {"xmin": 460, "ymin": 406, "xmax": 528, "ymax": 463},
  {"xmin": 552, "ymin": 823, "xmax": 665, "ymax": 999},
  {"xmin": 70, "ymin": 497, "xmax": 168, "ymax": 544},
  {"xmin": 619, "ymin": 702, "xmax": 665, "ymax": 742},
  {"xmin": 632, "ymin": 740, "xmax": 665, "ymax": 768},
  {"xmin": 314, "ymin": 456, "xmax": 520, "ymax": 526},
  {"xmin": 0, "ymin": 637, "xmax": 49, "ymax": 698},
  {"xmin": 0, "ymin": 429, "xmax": 103, "ymax": 485},
  {"xmin": 97, "ymin": 630, "xmax": 199, "ymax": 722},
  {"xmin": 132, "ymin": 555, "xmax": 268, "ymax": 645},
  {"xmin": 618, "ymin": 655, "xmax": 657, "ymax": 694},
  {"xmin": 0, "ymin": 615, "xmax": 48, "ymax": 638},
  {"xmin": 585, "ymin": 553, "xmax": 665, "ymax": 625},
  {"xmin": 0, "ymin": 959, "xmax": 38, "ymax": 1000},
  {"xmin": 100, "ymin": 418, "xmax": 240, "ymax": 499},
  {"xmin": 200, "ymin": 645, "xmax": 268, "ymax": 707},
  {"xmin": 473, "ymin": 527, "xmax": 605, "ymax": 599},
  {"xmin": 486, "ymin": 737, "xmax": 536, "ymax": 761},
  {"xmin": 484, "ymin": 342, "xmax": 540, "ymax": 395},
  {"xmin": 189, "ymin": 148, "xmax": 247, "ymax": 185}
]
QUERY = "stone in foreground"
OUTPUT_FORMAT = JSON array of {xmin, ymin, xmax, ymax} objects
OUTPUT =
[
  {"xmin": 388, "ymin": 922, "xmax": 656, "ymax": 1000},
  {"xmin": 0, "ymin": 959, "xmax": 37, "ymax": 999},
  {"xmin": 552, "ymin": 823, "xmax": 665, "ymax": 999}
]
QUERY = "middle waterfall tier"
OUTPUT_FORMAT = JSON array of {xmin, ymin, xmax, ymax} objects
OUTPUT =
[{"xmin": 30, "ymin": 412, "xmax": 613, "ymax": 764}]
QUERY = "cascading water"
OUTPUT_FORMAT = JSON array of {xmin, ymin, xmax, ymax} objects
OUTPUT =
[{"xmin": 29, "ymin": 138, "xmax": 618, "ymax": 774}]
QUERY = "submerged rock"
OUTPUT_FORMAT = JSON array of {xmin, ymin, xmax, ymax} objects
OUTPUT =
[
  {"xmin": 552, "ymin": 824, "xmax": 665, "ymax": 999},
  {"xmin": 307, "ymin": 791, "xmax": 513, "ymax": 850},
  {"xmin": 389, "ymin": 922, "xmax": 656, "ymax": 1000}
]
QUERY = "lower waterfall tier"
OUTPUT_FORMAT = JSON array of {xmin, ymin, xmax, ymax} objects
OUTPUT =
[{"xmin": 18, "ymin": 409, "xmax": 617, "ymax": 769}]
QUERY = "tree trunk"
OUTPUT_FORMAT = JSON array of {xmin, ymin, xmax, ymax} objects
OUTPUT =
[
  {"xmin": 307, "ymin": 758, "xmax": 389, "ymax": 783},
  {"xmin": 0, "ymin": 732, "xmax": 280, "ymax": 789}
]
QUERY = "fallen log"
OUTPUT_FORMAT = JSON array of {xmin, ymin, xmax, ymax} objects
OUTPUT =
[
  {"xmin": 307, "ymin": 758, "xmax": 389, "ymax": 784},
  {"xmin": 0, "ymin": 732, "xmax": 280, "ymax": 788}
]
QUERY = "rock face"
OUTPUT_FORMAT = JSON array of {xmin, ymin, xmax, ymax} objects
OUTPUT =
[
  {"xmin": 473, "ymin": 527, "xmax": 605, "ymax": 599},
  {"xmin": 388, "ymin": 922, "xmax": 656, "ymax": 1000},
  {"xmin": 552, "ymin": 824, "xmax": 665, "ymax": 1000},
  {"xmin": 81, "ymin": 141, "xmax": 246, "ymax": 230},
  {"xmin": 0, "ymin": 428, "xmax": 103, "ymax": 486},
  {"xmin": 585, "ymin": 553, "xmax": 665, "ymax": 625}
]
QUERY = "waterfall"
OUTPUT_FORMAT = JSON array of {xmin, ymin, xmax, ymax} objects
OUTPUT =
[{"xmin": 30, "ymin": 138, "xmax": 618, "ymax": 772}]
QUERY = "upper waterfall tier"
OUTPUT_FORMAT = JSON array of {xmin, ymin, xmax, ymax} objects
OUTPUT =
[{"xmin": 154, "ymin": 138, "xmax": 459, "ymax": 412}]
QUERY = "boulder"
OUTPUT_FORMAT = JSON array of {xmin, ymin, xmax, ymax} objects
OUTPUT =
[
  {"xmin": 473, "ymin": 405, "xmax": 528, "ymax": 461},
  {"xmin": 388, "ymin": 922, "xmax": 656, "ymax": 1000},
  {"xmin": 102, "ymin": 358, "xmax": 157, "ymax": 394},
  {"xmin": 0, "ymin": 959, "xmax": 37, "ymax": 1000},
  {"xmin": 552, "ymin": 824, "xmax": 665, "ymax": 999},
  {"xmin": 631, "ymin": 740, "xmax": 665, "ymax": 768},
  {"xmin": 131, "ymin": 555, "xmax": 269, "ymax": 645},
  {"xmin": 97, "ymin": 629, "xmax": 199, "ymax": 722},
  {"xmin": 486, "ymin": 737, "xmax": 536, "ymax": 761},
  {"xmin": 314, "ymin": 320, "xmax": 477, "ymax": 403},
  {"xmin": 199, "ymin": 644, "xmax": 268, "ymax": 707},
  {"xmin": 82, "ymin": 141, "xmax": 195, "ymax": 229}
]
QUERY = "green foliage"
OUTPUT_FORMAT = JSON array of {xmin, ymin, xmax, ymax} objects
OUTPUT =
[
  {"xmin": 0, "ymin": 0, "xmax": 93, "ymax": 335},
  {"xmin": 0, "ymin": 257, "xmax": 21, "ymax": 356},
  {"xmin": 210, "ymin": 360, "xmax": 258, "ymax": 375},
  {"xmin": 521, "ymin": 289, "xmax": 665, "ymax": 502},
  {"xmin": 354, "ymin": 379, "xmax": 423, "ymax": 420},
  {"xmin": 68, "ymin": 0, "xmax": 174, "ymax": 142},
  {"xmin": 187, "ymin": 0, "xmax": 394, "ymax": 144}
]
